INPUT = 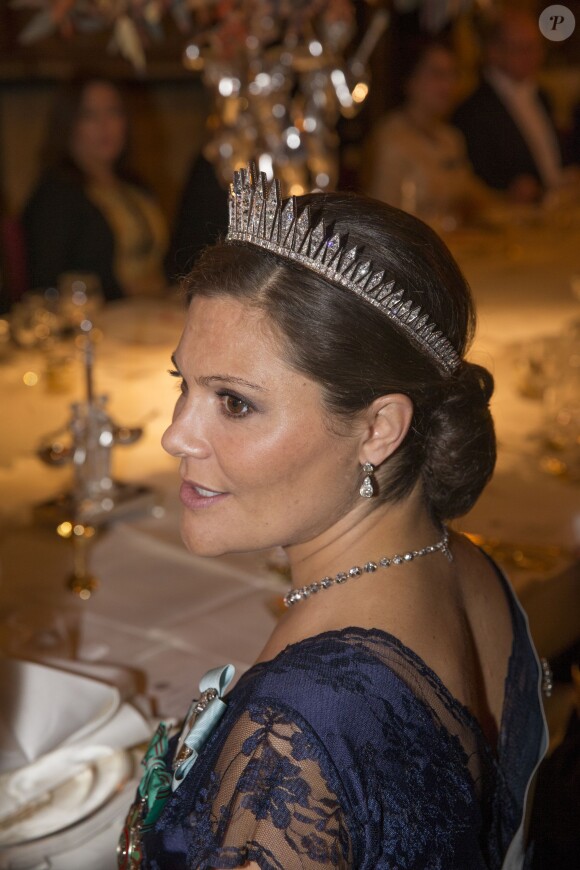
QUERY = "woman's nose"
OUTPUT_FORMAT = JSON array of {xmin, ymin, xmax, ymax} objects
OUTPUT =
[{"xmin": 161, "ymin": 403, "xmax": 211, "ymax": 460}]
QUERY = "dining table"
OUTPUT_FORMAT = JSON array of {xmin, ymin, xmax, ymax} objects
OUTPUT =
[{"xmin": 0, "ymin": 201, "xmax": 579, "ymax": 869}]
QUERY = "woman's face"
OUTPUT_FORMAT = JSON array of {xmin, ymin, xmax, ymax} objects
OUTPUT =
[
  {"xmin": 70, "ymin": 81, "xmax": 127, "ymax": 171},
  {"xmin": 406, "ymin": 47, "xmax": 458, "ymax": 119},
  {"xmin": 162, "ymin": 295, "xmax": 365, "ymax": 557}
]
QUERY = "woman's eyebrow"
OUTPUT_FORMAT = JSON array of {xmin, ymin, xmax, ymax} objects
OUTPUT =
[
  {"xmin": 197, "ymin": 374, "xmax": 267, "ymax": 392},
  {"xmin": 171, "ymin": 354, "xmax": 267, "ymax": 392}
]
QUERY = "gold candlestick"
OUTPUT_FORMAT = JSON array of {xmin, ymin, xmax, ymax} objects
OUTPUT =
[{"xmin": 57, "ymin": 521, "xmax": 99, "ymax": 599}]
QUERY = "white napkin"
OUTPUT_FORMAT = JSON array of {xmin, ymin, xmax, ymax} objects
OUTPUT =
[
  {"xmin": 0, "ymin": 658, "xmax": 121, "ymax": 773},
  {"xmin": 0, "ymin": 657, "xmax": 152, "ymax": 828}
]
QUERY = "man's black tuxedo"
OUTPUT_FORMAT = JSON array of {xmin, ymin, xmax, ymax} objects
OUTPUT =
[{"xmin": 452, "ymin": 79, "xmax": 560, "ymax": 191}]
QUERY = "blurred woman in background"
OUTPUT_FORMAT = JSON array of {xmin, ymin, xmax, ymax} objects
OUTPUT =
[
  {"xmin": 23, "ymin": 74, "xmax": 168, "ymax": 300},
  {"xmin": 363, "ymin": 41, "xmax": 491, "ymax": 229}
]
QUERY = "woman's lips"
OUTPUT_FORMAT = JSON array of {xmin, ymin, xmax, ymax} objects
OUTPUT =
[{"xmin": 179, "ymin": 480, "xmax": 229, "ymax": 510}]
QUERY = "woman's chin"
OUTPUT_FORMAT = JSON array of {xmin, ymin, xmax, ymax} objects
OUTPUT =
[
  {"xmin": 180, "ymin": 532, "xmax": 223, "ymax": 559},
  {"xmin": 179, "ymin": 517, "xmax": 231, "ymax": 559}
]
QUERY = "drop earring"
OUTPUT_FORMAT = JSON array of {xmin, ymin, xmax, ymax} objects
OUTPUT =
[{"xmin": 359, "ymin": 462, "xmax": 375, "ymax": 498}]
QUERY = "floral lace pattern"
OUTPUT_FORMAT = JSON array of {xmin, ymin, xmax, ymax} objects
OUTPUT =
[{"xmin": 142, "ymin": 580, "xmax": 545, "ymax": 869}]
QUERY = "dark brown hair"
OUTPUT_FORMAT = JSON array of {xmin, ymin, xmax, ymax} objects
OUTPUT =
[
  {"xmin": 41, "ymin": 72, "xmax": 133, "ymax": 182},
  {"xmin": 396, "ymin": 38, "xmax": 455, "ymax": 106},
  {"xmin": 185, "ymin": 192, "xmax": 495, "ymax": 522}
]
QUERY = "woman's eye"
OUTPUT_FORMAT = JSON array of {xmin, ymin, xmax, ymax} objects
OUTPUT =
[{"xmin": 220, "ymin": 393, "xmax": 252, "ymax": 418}]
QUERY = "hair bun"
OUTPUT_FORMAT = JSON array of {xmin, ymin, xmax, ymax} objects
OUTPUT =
[
  {"xmin": 421, "ymin": 362, "xmax": 496, "ymax": 520},
  {"xmin": 456, "ymin": 360, "xmax": 494, "ymax": 405}
]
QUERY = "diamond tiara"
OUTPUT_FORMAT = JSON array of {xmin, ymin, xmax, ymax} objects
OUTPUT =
[{"xmin": 226, "ymin": 164, "xmax": 461, "ymax": 374}]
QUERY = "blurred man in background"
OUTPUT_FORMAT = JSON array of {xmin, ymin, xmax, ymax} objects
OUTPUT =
[{"xmin": 453, "ymin": 10, "xmax": 563, "ymax": 203}]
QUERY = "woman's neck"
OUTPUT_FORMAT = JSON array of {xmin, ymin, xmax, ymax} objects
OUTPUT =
[
  {"xmin": 75, "ymin": 156, "xmax": 118, "ymax": 187},
  {"xmin": 255, "ymin": 488, "xmax": 449, "ymax": 665},
  {"xmin": 404, "ymin": 104, "xmax": 441, "ymax": 138},
  {"xmin": 284, "ymin": 485, "xmax": 441, "ymax": 590}
]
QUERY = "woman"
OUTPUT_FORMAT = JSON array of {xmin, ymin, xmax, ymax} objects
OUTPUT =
[
  {"xmin": 119, "ymin": 167, "xmax": 547, "ymax": 869},
  {"xmin": 23, "ymin": 74, "xmax": 167, "ymax": 300},
  {"xmin": 364, "ymin": 41, "xmax": 491, "ymax": 228}
]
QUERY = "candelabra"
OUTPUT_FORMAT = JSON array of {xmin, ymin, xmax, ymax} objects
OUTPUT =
[{"xmin": 35, "ymin": 320, "xmax": 157, "ymax": 596}]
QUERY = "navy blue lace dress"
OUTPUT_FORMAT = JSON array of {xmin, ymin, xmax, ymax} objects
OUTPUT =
[{"xmin": 141, "ymin": 572, "xmax": 546, "ymax": 869}]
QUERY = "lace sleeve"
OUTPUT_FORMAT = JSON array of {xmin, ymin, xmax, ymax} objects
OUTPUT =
[{"xmin": 182, "ymin": 704, "xmax": 353, "ymax": 870}]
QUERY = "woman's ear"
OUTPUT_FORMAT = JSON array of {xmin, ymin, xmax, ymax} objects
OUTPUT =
[{"xmin": 359, "ymin": 394, "xmax": 414, "ymax": 468}]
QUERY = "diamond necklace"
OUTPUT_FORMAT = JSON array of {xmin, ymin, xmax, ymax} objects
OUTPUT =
[{"xmin": 283, "ymin": 529, "xmax": 451, "ymax": 608}]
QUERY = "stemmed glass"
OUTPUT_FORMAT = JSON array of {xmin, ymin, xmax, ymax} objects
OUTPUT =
[{"xmin": 538, "ymin": 322, "xmax": 580, "ymax": 483}]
